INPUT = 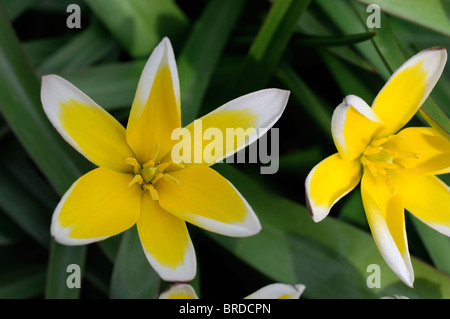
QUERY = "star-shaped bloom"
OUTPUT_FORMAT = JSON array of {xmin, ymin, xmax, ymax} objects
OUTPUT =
[
  {"xmin": 41, "ymin": 37, "xmax": 289, "ymax": 282},
  {"xmin": 158, "ymin": 283, "xmax": 306, "ymax": 299},
  {"xmin": 305, "ymin": 47, "xmax": 449, "ymax": 287}
]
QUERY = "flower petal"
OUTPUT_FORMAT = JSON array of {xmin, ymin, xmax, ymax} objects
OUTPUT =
[
  {"xmin": 331, "ymin": 94, "xmax": 383, "ymax": 160},
  {"xmin": 390, "ymin": 171, "xmax": 450, "ymax": 236},
  {"xmin": 166, "ymin": 89, "xmax": 289, "ymax": 166},
  {"xmin": 51, "ymin": 168, "xmax": 141, "ymax": 245},
  {"xmin": 126, "ymin": 37, "xmax": 181, "ymax": 163},
  {"xmin": 361, "ymin": 169, "xmax": 414, "ymax": 287},
  {"xmin": 384, "ymin": 127, "xmax": 450, "ymax": 175},
  {"xmin": 137, "ymin": 193, "xmax": 196, "ymax": 282},
  {"xmin": 41, "ymin": 75, "xmax": 135, "ymax": 173},
  {"xmin": 245, "ymin": 283, "xmax": 306, "ymax": 299},
  {"xmin": 158, "ymin": 284, "xmax": 199, "ymax": 299},
  {"xmin": 305, "ymin": 153, "xmax": 362, "ymax": 222},
  {"xmin": 157, "ymin": 165, "xmax": 261, "ymax": 237},
  {"xmin": 372, "ymin": 47, "xmax": 447, "ymax": 138}
]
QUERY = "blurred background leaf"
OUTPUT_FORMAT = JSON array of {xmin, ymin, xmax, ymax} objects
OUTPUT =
[{"xmin": 0, "ymin": 0, "xmax": 449, "ymax": 299}]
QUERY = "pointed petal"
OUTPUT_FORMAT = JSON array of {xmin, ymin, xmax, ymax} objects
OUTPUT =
[
  {"xmin": 157, "ymin": 165, "xmax": 261, "ymax": 237},
  {"xmin": 166, "ymin": 89, "xmax": 289, "ymax": 166},
  {"xmin": 126, "ymin": 37, "xmax": 181, "ymax": 163},
  {"xmin": 361, "ymin": 169, "xmax": 414, "ymax": 287},
  {"xmin": 384, "ymin": 127, "xmax": 450, "ymax": 175},
  {"xmin": 51, "ymin": 168, "xmax": 141, "ymax": 245},
  {"xmin": 331, "ymin": 94, "xmax": 383, "ymax": 160},
  {"xmin": 137, "ymin": 192, "xmax": 196, "ymax": 282},
  {"xmin": 158, "ymin": 284, "xmax": 199, "ymax": 299},
  {"xmin": 245, "ymin": 283, "xmax": 306, "ymax": 299},
  {"xmin": 390, "ymin": 171, "xmax": 450, "ymax": 236},
  {"xmin": 305, "ymin": 153, "xmax": 362, "ymax": 222},
  {"xmin": 41, "ymin": 75, "xmax": 135, "ymax": 173},
  {"xmin": 372, "ymin": 47, "xmax": 447, "ymax": 138}
]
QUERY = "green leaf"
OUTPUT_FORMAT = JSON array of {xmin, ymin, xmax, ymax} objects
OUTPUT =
[
  {"xmin": 36, "ymin": 21, "xmax": 119, "ymax": 75},
  {"xmin": 0, "ymin": 0, "xmax": 37, "ymax": 21},
  {"xmin": 63, "ymin": 60, "xmax": 146, "ymax": 111},
  {"xmin": 178, "ymin": 0, "xmax": 246, "ymax": 125},
  {"xmin": 316, "ymin": 0, "xmax": 391, "ymax": 79},
  {"xmin": 0, "ymin": 7, "xmax": 89, "ymax": 193},
  {"xmin": 211, "ymin": 164, "xmax": 450, "ymax": 298},
  {"xmin": 110, "ymin": 226, "xmax": 160, "ymax": 299},
  {"xmin": 357, "ymin": 0, "xmax": 450, "ymax": 36},
  {"xmin": 0, "ymin": 7, "xmax": 90, "ymax": 298},
  {"xmin": 0, "ymin": 264, "xmax": 46, "ymax": 298},
  {"xmin": 225, "ymin": 0, "xmax": 311, "ymax": 98},
  {"xmin": 276, "ymin": 63, "xmax": 332, "ymax": 136},
  {"xmin": 84, "ymin": 0, "xmax": 189, "ymax": 58},
  {"xmin": 45, "ymin": 241, "xmax": 87, "ymax": 299},
  {"xmin": 293, "ymin": 31, "xmax": 375, "ymax": 47}
]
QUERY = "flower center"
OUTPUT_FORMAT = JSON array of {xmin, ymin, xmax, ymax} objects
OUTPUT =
[
  {"xmin": 125, "ymin": 144, "xmax": 184, "ymax": 200},
  {"xmin": 360, "ymin": 135, "xmax": 420, "ymax": 193}
]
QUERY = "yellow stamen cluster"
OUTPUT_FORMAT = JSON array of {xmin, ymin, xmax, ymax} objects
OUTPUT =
[
  {"xmin": 360, "ymin": 135, "xmax": 420, "ymax": 193},
  {"xmin": 126, "ymin": 144, "xmax": 184, "ymax": 200}
]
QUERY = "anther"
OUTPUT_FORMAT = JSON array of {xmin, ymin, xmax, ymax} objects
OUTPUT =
[
  {"xmin": 128, "ymin": 174, "xmax": 143, "ymax": 187},
  {"xmin": 143, "ymin": 184, "xmax": 159, "ymax": 200},
  {"xmin": 126, "ymin": 158, "xmax": 141, "ymax": 175},
  {"xmin": 164, "ymin": 174, "xmax": 179, "ymax": 185}
]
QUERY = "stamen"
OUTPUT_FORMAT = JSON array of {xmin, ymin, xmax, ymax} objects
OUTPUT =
[
  {"xmin": 384, "ymin": 174, "xmax": 395, "ymax": 194},
  {"xmin": 141, "ymin": 167, "xmax": 157, "ymax": 183},
  {"xmin": 363, "ymin": 146, "xmax": 382, "ymax": 156},
  {"xmin": 128, "ymin": 174, "xmax": 143, "ymax": 187},
  {"xmin": 126, "ymin": 158, "xmax": 141, "ymax": 175},
  {"xmin": 399, "ymin": 151, "xmax": 421, "ymax": 159},
  {"xmin": 150, "ymin": 173, "xmax": 164, "ymax": 185},
  {"xmin": 157, "ymin": 162, "xmax": 171, "ymax": 173},
  {"xmin": 164, "ymin": 174, "xmax": 179, "ymax": 185},
  {"xmin": 143, "ymin": 184, "xmax": 159, "ymax": 200},
  {"xmin": 143, "ymin": 160, "xmax": 155, "ymax": 168},
  {"xmin": 152, "ymin": 143, "xmax": 161, "ymax": 161},
  {"xmin": 169, "ymin": 161, "xmax": 185, "ymax": 169}
]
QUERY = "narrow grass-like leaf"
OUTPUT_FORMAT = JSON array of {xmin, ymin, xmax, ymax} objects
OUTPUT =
[
  {"xmin": 294, "ymin": 32, "xmax": 375, "ymax": 47},
  {"xmin": 0, "ymin": 7, "xmax": 88, "ymax": 193},
  {"xmin": 45, "ymin": 241, "xmax": 86, "ymax": 299},
  {"xmin": 316, "ymin": 0, "xmax": 391, "ymax": 78},
  {"xmin": 36, "ymin": 21, "xmax": 118, "ymax": 75},
  {"xmin": 0, "ymin": 8, "xmax": 90, "ymax": 298},
  {"xmin": 178, "ymin": 0, "xmax": 246, "ymax": 125},
  {"xmin": 110, "ymin": 226, "xmax": 160, "ymax": 299},
  {"xmin": 276, "ymin": 63, "xmax": 331, "ymax": 136},
  {"xmin": 63, "ymin": 60, "xmax": 146, "ymax": 111},
  {"xmin": 226, "ymin": 0, "xmax": 311, "ymax": 98},
  {"xmin": 211, "ymin": 164, "xmax": 450, "ymax": 298},
  {"xmin": 0, "ymin": 0, "xmax": 37, "ymax": 21},
  {"xmin": 0, "ymin": 264, "xmax": 46, "ymax": 298},
  {"xmin": 357, "ymin": 0, "xmax": 450, "ymax": 36},
  {"xmin": 84, "ymin": 0, "xmax": 189, "ymax": 58}
]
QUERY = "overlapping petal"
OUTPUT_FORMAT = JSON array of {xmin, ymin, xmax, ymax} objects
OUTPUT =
[
  {"xmin": 305, "ymin": 153, "xmax": 362, "ymax": 222},
  {"xmin": 126, "ymin": 37, "xmax": 181, "ymax": 163},
  {"xmin": 167, "ymin": 89, "xmax": 289, "ymax": 166},
  {"xmin": 137, "ymin": 193, "xmax": 196, "ymax": 282},
  {"xmin": 51, "ymin": 167, "xmax": 142, "ymax": 245},
  {"xmin": 244, "ymin": 283, "xmax": 305, "ymax": 299},
  {"xmin": 158, "ymin": 284, "xmax": 199, "ymax": 299},
  {"xmin": 372, "ymin": 47, "xmax": 447, "ymax": 138},
  {"xmin": 41, "ymin": 75, "xmax": 135, "ymax": 173},
  {"xmin": 331, "ymin": 94, "xmax": 383, "ymax": 160},
  {"xmin": 390, "ymin": 171, "xmax": 450, "ymax": 236},
  {"xmin": 157, "ymin": 165, "xmax": 261, "ymax": 237},
  {"xmin": 361, "ymin": 169, "xmax": 414, "ymax": 287}
]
